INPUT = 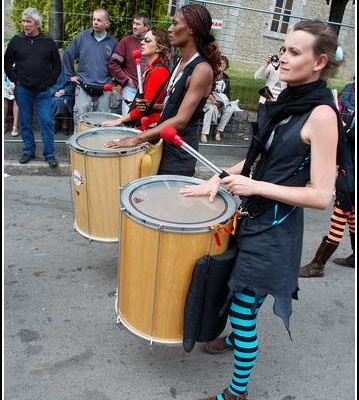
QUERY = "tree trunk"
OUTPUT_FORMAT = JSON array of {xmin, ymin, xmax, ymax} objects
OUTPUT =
[
  {"xmin": 328, "ymin": 0, "xmax": 350, "ymax": 36},
  {"xmin": 49, "ymin": 0, "xmax": 64, "ymax": 48}
]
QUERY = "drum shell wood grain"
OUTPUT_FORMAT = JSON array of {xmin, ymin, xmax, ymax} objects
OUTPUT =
[
  {"xmin": 68, "ymin": 128, "xmax": 146, "ymax": 242},
  {"xmin": 117, "ymin": 176, "xmax": 237, "ymax": 343},
  {"xmin": 118, "ymin": 214, "xmax": 233, "ymax": 343}
]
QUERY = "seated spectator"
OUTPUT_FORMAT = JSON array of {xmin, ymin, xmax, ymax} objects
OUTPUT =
[
  {"xmin": 4, "ymin": 73, "xmax": 20, "ymax": 136},
  {"xmin": 200, "ymin": 55, "xmax": 240, "ymax": 143},
  {"xmin": 102, "ymin": 27, "xmax": 170, "ymax": 131},
  {"xmin": 49, "ymin": 49, "xmax": 75, "ymax": 135}
]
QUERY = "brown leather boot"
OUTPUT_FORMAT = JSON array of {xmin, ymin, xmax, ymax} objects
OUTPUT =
[
  {"xmin": 299, "ymin": 236, "xmax": 338, "ymax": 278},
  {"xmin": 204, "ymin": 333, "xmax": 234, "ymax": 354},
  {"xmin": 199, "ymin": 388, "xmax": 249, "ymax": 400},
  {"xmin": 333, "ymin": 232, "xmax": 355, "ymax": 268},
  {"xmin": 333, "ymin": 254, "xmax": 355, "ymax": 267}
]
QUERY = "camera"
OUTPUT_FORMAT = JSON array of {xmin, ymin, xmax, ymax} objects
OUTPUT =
[{"xmin": 271, "ymin": 54, "xmax": 279, "ymax": 63}]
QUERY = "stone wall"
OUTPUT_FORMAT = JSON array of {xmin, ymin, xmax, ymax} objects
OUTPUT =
[
  {"xmin": 206, "ymin": 0, "xmax": 355, "ymax": 80},
  {"xmin": 196, "ymin": 110, "xmax": 256, "ymax": 146}
]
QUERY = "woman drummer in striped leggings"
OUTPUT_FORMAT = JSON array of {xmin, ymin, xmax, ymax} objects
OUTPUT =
[{"xmin": 181, "ymin": 19, "xmax": 343, "ymax": 400}]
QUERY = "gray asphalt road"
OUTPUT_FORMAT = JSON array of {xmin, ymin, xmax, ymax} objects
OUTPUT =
[{"xmin": 3, "ymin": 174, "xmax": 355, "ymax": 400}]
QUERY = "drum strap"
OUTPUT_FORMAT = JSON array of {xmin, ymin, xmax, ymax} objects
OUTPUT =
[
  {"xmin": 126, "ymin": 74, "xmax": 171, "ymax": 129},
  {"xmin": 129, "ymin": 61, "xmax": 171, "ymax": 117},
  {"xmin": 240, "ymin": 151, "xmax": 310, "ymax": 218},
  {"xmin": 143, "ymin": 74, "xmax": 171, "ymax": 116}
]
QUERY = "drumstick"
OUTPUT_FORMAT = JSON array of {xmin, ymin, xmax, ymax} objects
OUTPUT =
[
  {"xmin": 132, "ymin": 50, "xmax": 144, "ymax": 96},
  {"xmin": 160, "ymin": 126, "xmax": 229, "ymax": 178}
]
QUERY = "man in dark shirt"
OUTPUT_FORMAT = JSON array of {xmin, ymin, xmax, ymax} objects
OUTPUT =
[
  {"xmin": 4, "ymin": 7, "xmax": 61, "ymax": 167},
  {"xmin": 108, "ymin": 11, "xmax": 150, "ymax": 115}
]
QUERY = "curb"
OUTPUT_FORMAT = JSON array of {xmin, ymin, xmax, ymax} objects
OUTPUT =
[
  {"xmin": 4, "ymin": 144, "xmax": 246, "ymax": 177},
  {"xmin": 4, "ymin": 160, "xmax": 71, "ymax": 176},
  {"xmin": 3, "ymin": 160, "xmax": 213, "ymax": 179}
]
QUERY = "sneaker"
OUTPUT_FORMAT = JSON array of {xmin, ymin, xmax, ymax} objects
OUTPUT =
[
  {"xmin": 19, "ymin": 154, "xmax": 35, "ymax": 164},
  {"xmin": 215, "ymin": 131, "xmax": 222, "ymax": 141},
  {"xmin": 201, "ymin": 134, "xmax": 208, "ymax": 143},
  {"xmin": 11, "ymin": 128, "xmax": 19, "ymax": 137},
  {"xmin": 47, "ymin": 157, "xmax": 58, "ymax": 168}
]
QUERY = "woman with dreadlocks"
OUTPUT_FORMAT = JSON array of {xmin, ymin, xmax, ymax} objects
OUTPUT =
[
  {"xmin": 181, "ymin": 20, "xmax": 343, "ymax": 400},
  {"xmin": 105, "ymin": 3, "xmax": 221, "ymax": 177}
]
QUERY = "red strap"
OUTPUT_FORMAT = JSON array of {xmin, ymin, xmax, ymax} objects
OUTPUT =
[
  {"xmin": 209, "ymin": 210, "xmax": 239, "ymax": 246},
  {"xmin": 213, "ymin": 230, "xmax": 221, "ymax": 246}
]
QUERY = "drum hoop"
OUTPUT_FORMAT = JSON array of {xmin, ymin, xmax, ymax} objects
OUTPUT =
[
  {"xmin": 79, "ymin": 111, "xmax": 122, "ymax": 124},
  {"xmin": 67, "ymin": 127, "xmax": 148, "ymax": 156},
  {"xmin": 120, "ymin": 175, "xmax": 238, "ymax": 233}
]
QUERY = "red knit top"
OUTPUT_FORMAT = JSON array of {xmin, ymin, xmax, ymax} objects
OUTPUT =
[{"xmin": 129, "ymin": 57, "xmax": 170, "ymax": 130}]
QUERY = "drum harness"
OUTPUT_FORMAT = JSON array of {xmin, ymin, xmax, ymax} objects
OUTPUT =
[
  {"xmin": 208, "ymin": 115, "xmax": 311, "ymax": 246},
  {"xmin": 127, "ymin": 61, "xmax": 171, "ymax": 130}
]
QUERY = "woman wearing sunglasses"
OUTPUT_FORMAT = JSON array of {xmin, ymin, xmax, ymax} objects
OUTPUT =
[
  {"xmin": 102, "ymin": 27, "xmax": 170, "ymax": 130},
  {"xmin": 105, "ymin": 4, "xmax": 222, "ymax": 177}
]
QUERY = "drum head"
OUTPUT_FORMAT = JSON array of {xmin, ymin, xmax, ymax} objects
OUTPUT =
[
  {"xmin": 79, "ymin": 111, "xmax": 122, "ymax": 126},
  {"xmin": 120, "ymin": 175, "xmax": 238, "ymax": 232},
  {"xmin": 67, "ymin": 127, "xmax": 147, "ymax": 155}
]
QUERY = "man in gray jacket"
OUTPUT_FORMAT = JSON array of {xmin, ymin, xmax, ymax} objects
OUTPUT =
[{"xmin": 63, "ymin": 8, "xmax": 117, "ymax": 130}]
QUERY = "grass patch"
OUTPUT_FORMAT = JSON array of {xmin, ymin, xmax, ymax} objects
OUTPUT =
[{"xmin": 227, "ymin": 64, "xmax": 350, "ymax": 111}]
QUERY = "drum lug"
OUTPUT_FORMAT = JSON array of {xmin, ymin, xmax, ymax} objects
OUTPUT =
[{"xmin": 238, "ymin": 207, "xmax": 249, "ymax": 218}]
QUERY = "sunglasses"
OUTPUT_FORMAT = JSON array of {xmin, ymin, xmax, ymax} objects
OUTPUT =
[{"xmin": 143, "ymin": 37, "xmax": 153, "ymax": 43}]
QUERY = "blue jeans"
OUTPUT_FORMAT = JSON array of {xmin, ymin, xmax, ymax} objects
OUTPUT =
[{"xmin": 14, "ymin": 85, "xmax": 56, "ymax": 159}]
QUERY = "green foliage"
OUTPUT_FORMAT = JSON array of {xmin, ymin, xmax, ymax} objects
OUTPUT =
[
  {"xmin": 9, "ymin": 1, "xmax": 350, "ymax": 112},
  {"xmin": 227, "ymin": 64, "xmax": 350, "ymax": 111},
  {"xmin": 11, "ymin": 0, "xmax": 170, "ymax": 46},
  {"xmin": 227, "ymin": 65, "xmax": 267, "ymax": 111},
  {"xmin": 10, "ymin": 0, "xmax": 50, "ymax": 34}
]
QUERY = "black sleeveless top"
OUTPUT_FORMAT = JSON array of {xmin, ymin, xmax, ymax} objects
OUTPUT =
[
  {"xmin": 229, "ymin": 112, "xmax": 312, "ymax": 332},
  {"xmin": 158, "ymin": 55, "xmax": 208, "ymax": 176}
]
